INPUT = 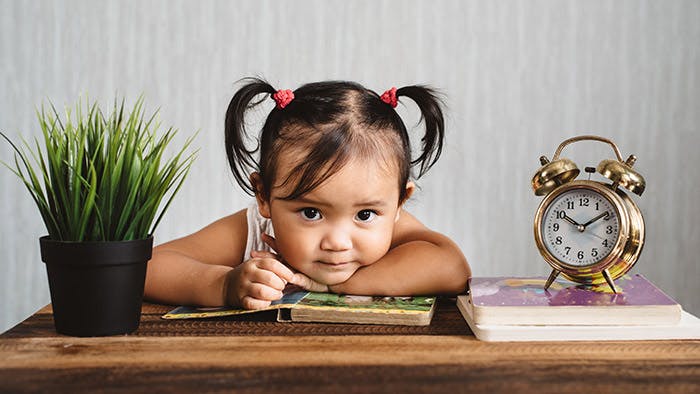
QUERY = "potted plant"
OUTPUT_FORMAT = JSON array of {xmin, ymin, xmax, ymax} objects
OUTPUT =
[{"xmin": 1, "ymin": 97, "xmax": 196, "ymax": 337}]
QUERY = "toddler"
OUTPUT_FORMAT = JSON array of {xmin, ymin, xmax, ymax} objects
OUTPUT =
[{"xmin": 144, "ymin": 78, "xmax": 471, "ymax": 309}]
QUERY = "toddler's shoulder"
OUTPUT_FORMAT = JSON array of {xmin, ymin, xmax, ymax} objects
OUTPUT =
[{"xmin": 193, "ymin": 208, "xmax": 249, "ymax": 242}]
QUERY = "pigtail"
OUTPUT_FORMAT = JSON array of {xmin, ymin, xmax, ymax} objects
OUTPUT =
[
  {"xmin": 395, "ymin": 86, "xmax": 445, "ymax": 178},
  {"xmin": 224, "ymin": 78, "xmax": 276, "ymax": 195}
]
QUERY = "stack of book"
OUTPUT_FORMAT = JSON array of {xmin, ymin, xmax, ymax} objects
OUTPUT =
[{"xmin": 457, "ymin": 273, "xmax": 700, "ymax": 341}]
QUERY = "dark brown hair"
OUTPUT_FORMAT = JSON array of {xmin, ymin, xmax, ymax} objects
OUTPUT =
[{"xmin": 224, "ymin": 78, "xmax": 445, "ymax": 203}]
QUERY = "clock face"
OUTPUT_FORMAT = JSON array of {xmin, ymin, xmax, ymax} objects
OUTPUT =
[{"xmin": 541, "ymin": 188, "xmax": 620, "ymax": 267}]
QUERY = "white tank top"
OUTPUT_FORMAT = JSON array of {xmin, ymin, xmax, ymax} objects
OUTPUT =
[{"xmin": 243, "ymin": 202, "xmax": 275, "ymax": 259}]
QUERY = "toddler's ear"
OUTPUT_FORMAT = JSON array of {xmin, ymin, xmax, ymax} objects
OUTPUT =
[
  {"xmin": 401, "ymin": 181, "xmax": 415, "ymax": 206},
  {"xmin": 250, "ymin": 172, "xmax": 271, "ymax": 218},
  {"xmin": 396, "ymin": 181, "xmax": 415, "ymax": 222}
]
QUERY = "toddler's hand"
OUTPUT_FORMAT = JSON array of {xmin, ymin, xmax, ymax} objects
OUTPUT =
[
  {"xmin": 260, "ymin": 234, "xmax": 330, "ymax": 293},
  {"xmin": 225, "ymin": 252, "xmax": 295, "ymax": 310}
]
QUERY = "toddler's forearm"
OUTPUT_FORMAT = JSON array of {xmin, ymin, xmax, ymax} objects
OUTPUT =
[
  {"xmin": 144, "ymin": 249, "xmax": 232, "ymax": 307},
  {"xmin": 329, "ymin": 240, "xmax": 470, "ymax": 296}
]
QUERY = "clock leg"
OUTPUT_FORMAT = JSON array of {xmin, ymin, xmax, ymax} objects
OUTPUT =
[
  {"xmin": 602, "ymin": 269, "xmax": 618, "ymax": 293},
  {"xmin": 544, "ymin": 269, "xmax": 560, "ymax": 290}
]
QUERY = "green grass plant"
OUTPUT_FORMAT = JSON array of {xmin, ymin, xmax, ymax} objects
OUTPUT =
[{"xmin": 1, "ymin": 96, "xmax": 197, "ymax": 241}]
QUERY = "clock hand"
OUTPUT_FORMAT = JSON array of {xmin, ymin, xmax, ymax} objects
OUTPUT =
[
  {"xmin": 562, "ymin": 213, "xmax": 581, "ymax": 226},
  {"xmin": 582, "ymin": 211, "xmax": 609, "ymax": 229},
  {"xmin": 562, "ymin": 212, "xmax": 585, "ymax": 232}
]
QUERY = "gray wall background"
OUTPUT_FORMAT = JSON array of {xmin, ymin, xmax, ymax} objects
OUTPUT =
[{"xmin": 1, "ymin": 0, "xmax": 698, "ymax": 333}]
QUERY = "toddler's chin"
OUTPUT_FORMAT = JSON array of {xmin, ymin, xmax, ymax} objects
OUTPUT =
[{"xmin": 312, "ymin": 271, "xmax": 356, "ymax": 286}]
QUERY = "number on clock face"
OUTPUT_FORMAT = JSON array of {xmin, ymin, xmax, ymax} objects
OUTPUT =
[{"xmin": 541, "ymin": 188, "xmax": 619, "ymax": 267}]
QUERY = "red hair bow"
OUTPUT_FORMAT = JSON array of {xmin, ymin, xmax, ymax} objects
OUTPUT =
[
  {"xmin": 272, "ymin": 89, "xmax": 294, "ymax": 109},
  {"xmin": 380, "ymin": 87, "xmax": 398, "ymax": 108}
]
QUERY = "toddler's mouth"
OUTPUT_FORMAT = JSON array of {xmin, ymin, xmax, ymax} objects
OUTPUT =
[{"xmin": 316, "ymin": 260, "xmax": 353, "ymax": 267}]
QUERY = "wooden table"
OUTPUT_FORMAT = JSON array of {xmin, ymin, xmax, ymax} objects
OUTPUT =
[{"xmin": 1, "ymin": 298, "xmax": 699, "ymax": 393}]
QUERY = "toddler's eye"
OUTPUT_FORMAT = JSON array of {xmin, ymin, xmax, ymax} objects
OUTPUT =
[
  {"xmin": 356, "ymin": 209, "xmax": 377, "ymax": 223},
  {"xmin": 300, "ymin": 208, "xmax": 322, "ymax": 221}
]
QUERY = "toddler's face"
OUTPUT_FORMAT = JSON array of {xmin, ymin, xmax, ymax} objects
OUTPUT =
[{"xmin": 257, "ymin": 158, "xmax": 409, "ymax": 285}]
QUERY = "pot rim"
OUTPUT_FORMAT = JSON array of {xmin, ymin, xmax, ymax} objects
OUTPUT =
[{"xmin": 40, "ymin": 235, "xmax": 153, "ymax": 266}]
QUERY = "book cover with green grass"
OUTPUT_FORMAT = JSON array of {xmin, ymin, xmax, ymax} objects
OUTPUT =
[{"xmin": 163, "ymin": 287, "xmax": 436, "ymax": 326}]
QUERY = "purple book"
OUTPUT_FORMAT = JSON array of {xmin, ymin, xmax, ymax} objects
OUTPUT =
[{"xmin": 467, "ymin": 274, "xmax": 681, "ymax": 326}]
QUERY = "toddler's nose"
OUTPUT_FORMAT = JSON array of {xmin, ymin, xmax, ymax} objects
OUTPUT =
[{"xmin": 320, "ymin": 228, "xmax": 352, "ymax": 252}]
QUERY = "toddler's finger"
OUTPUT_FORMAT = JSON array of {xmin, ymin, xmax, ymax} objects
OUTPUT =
[
  {"xmin": 240, "ymin": 295, "xmax": 272, "ymax": 310},
  {"xmin": 256, "ymin": 258, "xmax": 295, "ymax": 283},
  {"xmin": 290, "ymin": 272, "xmax": 330, "ymax": 293},
  {"xmin": 251, "ymin": 250, "xmax": 278, "ymax": 260},
  {"xmin": 248, "ymin": 282, "xmax": 284, "ymax": 301},
  {"xmin": 261, "ymin": 233, "xmax": 279, "ymax": 253},
  {"xmin": 249, "ymin": 267, "xmax": 287, "ymax": 291}
]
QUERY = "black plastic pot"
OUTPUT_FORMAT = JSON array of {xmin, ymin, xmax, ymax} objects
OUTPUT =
[{"xmin": 39, "ymin": 236, "xmax": 153, "ymax": 337}]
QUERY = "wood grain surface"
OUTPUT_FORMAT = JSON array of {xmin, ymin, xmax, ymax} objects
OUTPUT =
[
  {"xmin": 2, "ymin": 337, "xmax": 699, "ymax": 393},
  {"xmin": 1, "ymin": 298, "xmax": 469, "ymax": 338},
  {"xmin": 1, "ymin": 299, "xmax": 699, "ymax": 393}
]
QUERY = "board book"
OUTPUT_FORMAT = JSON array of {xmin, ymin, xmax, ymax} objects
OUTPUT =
[
  {"xmin": 465, "ymin": 274, "xmax": 681, "ymax": 326},
  {"xmin": 457, "ymin": 295, "xmax": 700, "ymax": 342},
  {"xmin": 162, "ymin": 289, "xmax": 436, "ymax": 326}
]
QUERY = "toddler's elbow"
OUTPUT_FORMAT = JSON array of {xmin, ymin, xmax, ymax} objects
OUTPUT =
[{"xmin": 446, "ymin": 255, "xmax": 471, "ymax": 294}]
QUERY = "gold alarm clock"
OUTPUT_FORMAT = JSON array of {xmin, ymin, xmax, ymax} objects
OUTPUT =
[{"xmin": 532, "ymin": 135, "xmax": 646, "ymax": 293}]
